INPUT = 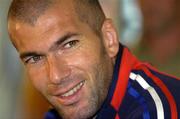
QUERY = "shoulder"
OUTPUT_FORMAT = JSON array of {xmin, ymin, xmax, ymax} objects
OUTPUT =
[
  {"xmin": 131, "ymin": 63, "xmax": 180, "ymax": 119},
  {"xmin": 132, "ymin": 62, "xmax": 180, "ymax": 99}
]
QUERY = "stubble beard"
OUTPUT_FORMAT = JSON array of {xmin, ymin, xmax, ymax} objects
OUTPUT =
[
  {"xmin": 61, "ymin": 57, "xmax": 112, "ymax": 119},
  {"xmin": 52, "ymin": 52, "xmax": 113, "ymax": 119},
  {"xmin": 56, "ymin": 84, "xmax": 100, "ymax": 119},
  {"xmin": 57, "ymin": 70, "xmax": 106, "ymax": 119}
]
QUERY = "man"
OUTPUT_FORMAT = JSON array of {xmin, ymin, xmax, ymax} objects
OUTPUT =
[{"xmin": 7, "ymin": 0, "xmax": 179, "ymax": 119}]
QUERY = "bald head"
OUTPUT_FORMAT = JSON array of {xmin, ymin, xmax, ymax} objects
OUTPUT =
[
  {"xmin": 8, "ymin": 0, "xmax": 53, "ymax": 25},
  {"xmin": 8, "ymin": 0, "xmax": 106, "ymax": 35}
]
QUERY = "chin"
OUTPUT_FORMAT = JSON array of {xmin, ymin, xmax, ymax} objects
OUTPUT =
[
  {"xmin": 57, "ymin": 108, "xmax": 96, "ymax": 119},
  {"xmin": 57, "ymin": 100, "xmax": 98, "ymax": 119}
]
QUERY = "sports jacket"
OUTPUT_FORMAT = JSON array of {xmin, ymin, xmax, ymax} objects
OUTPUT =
[{"xmin": 45, "ymin": 45, "xmax": 180, "ymax": 119}]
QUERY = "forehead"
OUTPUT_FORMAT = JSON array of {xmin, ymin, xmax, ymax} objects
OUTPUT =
[
  {"xmin": 9, "ymin": 0, "xmax": 78, "ymax": 31},
  {"xmin": 8, "ymin": 1, "xmax": 92, "ymax": 53}
]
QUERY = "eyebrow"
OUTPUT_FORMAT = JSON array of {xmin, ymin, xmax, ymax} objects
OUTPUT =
[
  {"xmin": 49, "ymin": 32, "xmax": 80, "ymax": 51},
  {"xmin": 20, "ymin": 32, "xmax": 80, "ymax": 59}
]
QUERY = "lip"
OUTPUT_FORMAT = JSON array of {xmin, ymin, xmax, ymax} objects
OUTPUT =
[{"xmin": 53, "ymin": 80, "xmax": 85, "ymax": 105}]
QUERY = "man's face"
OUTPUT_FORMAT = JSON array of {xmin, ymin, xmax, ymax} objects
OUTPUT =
[{"xmin": 8, "ymin": 2, "xmax": 118, "ymax": 119}]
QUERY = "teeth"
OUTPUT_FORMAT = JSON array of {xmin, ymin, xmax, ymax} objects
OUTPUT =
[{"xmin": 61, "ymin": 82, "xmax": 84, "ymax": 97}]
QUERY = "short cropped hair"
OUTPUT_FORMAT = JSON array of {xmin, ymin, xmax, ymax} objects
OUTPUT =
[{"xmin": 8, "ymin": 0, "xmax": 106, "ymax": 35}]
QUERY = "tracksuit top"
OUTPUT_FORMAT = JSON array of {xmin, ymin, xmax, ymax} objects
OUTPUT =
[{"xmin": 45, "ymin": 45, "xmax": 180, "ymax": 119}]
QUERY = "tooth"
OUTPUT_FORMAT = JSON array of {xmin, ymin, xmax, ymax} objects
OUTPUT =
[
  {"xmin": 61, "ymin": 81, "xmax": 84, "ymax": 97},
  {"xmin": 73, "ymin": 87, "xmax": 77, "ymax": 93},
  {"xmin": 68, "ymin": 90, "xmax": 74, "ymax": 96}
]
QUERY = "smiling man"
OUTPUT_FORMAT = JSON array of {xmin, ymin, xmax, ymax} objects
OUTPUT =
[{"xmin": 7, "ymin": 0, "xmax": 180, "ymax": 119}]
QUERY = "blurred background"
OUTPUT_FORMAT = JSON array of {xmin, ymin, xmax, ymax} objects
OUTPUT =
[{"xmin": 0, "ymin": 0, "xmax": 179, "ymax": 119}]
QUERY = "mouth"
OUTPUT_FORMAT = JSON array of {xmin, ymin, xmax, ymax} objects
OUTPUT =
[
  {"xmin": 61, "ymin": 81, "xmax": 85, "ymax": 98},
  {"xmin": 54, "ymin": 80, "xmax": 85, "ymax": 105}
]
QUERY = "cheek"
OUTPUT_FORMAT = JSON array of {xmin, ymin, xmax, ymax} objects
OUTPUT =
[
  {"xmin": 66, "ymin": 45, "xmax": 102, "ymax": 69},
  {"xmin": 27, "ymin": 67, "xmax": 48, "ymax": 93},
  {"xmin": 73, "ymin": 52, "xmax": 106, "ymax": 85}
]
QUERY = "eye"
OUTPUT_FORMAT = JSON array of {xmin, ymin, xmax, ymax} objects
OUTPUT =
[
  {"xmin": 63, "ymin": 40, "xmax": 79, "ymax": 49},
  {"xmin": 24, "ymin": 55, "xmax": 43, "ymax": 64}
]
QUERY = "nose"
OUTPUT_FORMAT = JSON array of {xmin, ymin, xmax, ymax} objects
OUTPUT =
[{"xmin": 47, "ymin": 55, "xmax": 71, "ymax": 85}]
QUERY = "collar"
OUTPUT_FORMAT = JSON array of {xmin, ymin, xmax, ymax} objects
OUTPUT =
[{"xmin": 96, "ymin": 44, "xmax": 140, "ymax": 118}]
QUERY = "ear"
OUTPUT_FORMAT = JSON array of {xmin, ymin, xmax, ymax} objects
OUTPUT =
[{"xmin": 101, "ymin": 19, "xmax": 119, "ymax": 58}]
